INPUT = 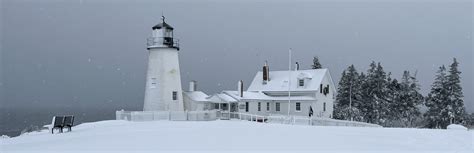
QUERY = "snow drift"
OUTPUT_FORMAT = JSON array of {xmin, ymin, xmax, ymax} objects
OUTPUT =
[
  {"xmin": 447, "ymin": 124, "xmax": 468, "ymax": 131},
  {"xmin": 1, "ymin": 120, "xmax": 472, "ymax": 153}
]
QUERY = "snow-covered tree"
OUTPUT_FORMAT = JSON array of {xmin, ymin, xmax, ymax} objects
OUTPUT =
[
  {"xmin": 386, "ymin": 71, "xmax": 424, "ymax": 127},
  {"xmin": 311, "ymin": 56, "xmax": 322, "ymax": 69},
  {"xmin": 425, "ymin": 58, "xmax": 466, "ymax": 129},
  {"xmin": 425, "ymin": 65, "xmax": 449, "ymax": 128},
  {"xmin": 360, "ymin": 62, "xmax": 389, "ymax": 125},
  {"xmin": 385, "ymin": 75, "xmax": 401, "ymax": 126},
  {"xmin": 465, "ymin": 113, "xmax": 474, "ymax": 128},
  {"xmin": 446, "ymin": 58, "xmax": 466, "ymax": 124},
  {"xmin": 334, "ymin": 65, "xmax": 363, "ymax": 121}
]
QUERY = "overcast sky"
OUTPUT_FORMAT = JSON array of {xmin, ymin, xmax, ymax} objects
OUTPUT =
[{"xmin": 1, "ymin": 0, "xmax": 473, "ymax": 113}]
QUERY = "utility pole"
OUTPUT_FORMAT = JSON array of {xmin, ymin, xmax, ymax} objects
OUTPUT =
[{"xmin": 287, "ymin": 48, "xmax": 292, "ymax": 118}]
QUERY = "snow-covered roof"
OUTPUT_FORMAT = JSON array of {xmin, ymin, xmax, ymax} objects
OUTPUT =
[
  {"xmin": 247, "ymin": 69, "xmax": 331, "ymax": 92},
  {"xmin": 183, "ymin": 91, "xmax": 209, "ymax": 102},
  {"xmin": 206, "ymin": 93, "xmax": 239, "ymax": 103},
  {"xmin": 222, "ymin": 91, "xmax": 316, "ymax": 101}
]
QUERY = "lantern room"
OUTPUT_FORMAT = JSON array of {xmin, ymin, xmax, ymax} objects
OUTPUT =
[{"xmin": 147, "ymin": 16, "xmax": 179, "ymax": 50}]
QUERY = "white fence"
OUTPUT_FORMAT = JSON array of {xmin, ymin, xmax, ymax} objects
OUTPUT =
[
  {"xmin": 116, "ymin": 110, "xmax": 380, "ymax": 127},
  {"xmin": 229, "ymin": 112, "xmax": 381, "ymax": 128},
  {"xmin": 230, "ymin": 112, "xmax": 268, "ymax": 122},
  {"xmin": 116, "ymin": 110, "xmax": 217, "ymax": 121},
  {"xmin": 310, "ymin": 117, "xmax": 381, "ymax": 127}
]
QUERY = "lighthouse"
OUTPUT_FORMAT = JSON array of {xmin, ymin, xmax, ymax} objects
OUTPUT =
[{"xmin": 143, "ymin": 16, "xmax": 184, "ymax": 111}]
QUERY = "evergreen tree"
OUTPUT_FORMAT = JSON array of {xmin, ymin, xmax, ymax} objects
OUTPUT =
[
  {"xmin": 334, "ymin": 65, "xmax": 363, "ymax": 121},
  {"xmin": 425, "ymin": 58, "xmax": 466, "ymax": 128},
  {"xmin": 357, "ymin": 72, "xmax": 367, "ymax": 121},
  {"xmin": 425, "ymin": 65, "xmax": 449, "ymax": 128},
  {"xmin": 405, "ymin": 71, "xmax": 424, "ymax": 127},
  {"xmin": 385, "ymin": 74, "xmax": 401, "ymax": 126},
  {"xmin": 446, "ymin": 58, "xmax": 466, "ymax": 124},
  {"xmin": 360, "ymin": 62, "xmax": 389, "ymax": 125},
  {"xmin": 311, "ymin": 56, "xmax": 323, "ymax": 69},
  {"xmin": 387, "ymin": 71, "xmax": 424, "ymax": 127}
]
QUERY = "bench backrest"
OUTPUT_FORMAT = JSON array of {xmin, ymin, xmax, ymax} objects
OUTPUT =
[
  {"xmin": 64, "ymin": 115, "xmax": 74, "ymax": 126},
  {"xmin": 53, "ymin": 116, "xmax": 65, "ymax": 127}
]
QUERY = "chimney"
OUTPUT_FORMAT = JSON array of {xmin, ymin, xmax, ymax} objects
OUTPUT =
[
  {"xmin": 238, "ymin": 80, "xmax": 244, "ymax": 97},
  {"xmin": 189, "ymin": 80, "xmax": 196, "ymax": 92},
  {"xmin": 263, "ymin": 61, "xmax": 270, "ymax": 82},
  {"xmin": 295, "ymin": 62, "xmax": 300, "ymax": 71}
]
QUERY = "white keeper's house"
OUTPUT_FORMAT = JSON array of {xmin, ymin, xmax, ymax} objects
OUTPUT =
[{"xmin": 184, "ymin": 62, "xmax": 336, "ymax": 118}]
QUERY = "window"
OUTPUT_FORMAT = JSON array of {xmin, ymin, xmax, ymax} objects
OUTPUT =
[
  {"xmin": 276, "ymin": 103, "xmax": 280, "ymax": 111},
  {"xmin": 296, "ymin": 102, "xmax": 301, "ymax": 111},
  {"xmin": 172, "ymin": 91, "xmax": 178, "ymax": 100},
  {"xmin": 266, "ymin": 102, "xmax": 270, "ymax": 111},
  {"xmin": 239, "ymin": 104, "xmax": 245, "ymax": 109},
  {"xmin": 258, "ymin": 102, "xmax": 261, "ymax": 111},
  {"xmin": 320, "ymin": 84, "xmax": 323, "ymax": 93},
  {"xmin": 150, "ymin": 78, "xmax": 157, "ymax": 88},
  {"xmin": 323, "ymin": 102, "xmax": 326, "ymax": 111},
  {"xmin": 299, "ymin": 79, "xmax": 304, "ymax": 86},
  {"xmin": 245, "ymin": 102, "xmax": 249, "ymax": 112}
]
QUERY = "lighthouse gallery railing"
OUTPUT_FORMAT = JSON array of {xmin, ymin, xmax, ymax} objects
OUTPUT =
[{"xmin": 147, "ymin": 37, "xmax": 180, "ymax": 49}]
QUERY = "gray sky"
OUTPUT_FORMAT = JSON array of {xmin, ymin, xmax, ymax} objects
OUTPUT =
[{"xmin": 1, "ymin": 0, "xmax": 473, "ymax": 113}]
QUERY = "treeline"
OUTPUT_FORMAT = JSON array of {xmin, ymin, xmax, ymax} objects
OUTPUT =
[{"xmin": 312, "ymin": 57, "xmax": 470, "ymax": 128}]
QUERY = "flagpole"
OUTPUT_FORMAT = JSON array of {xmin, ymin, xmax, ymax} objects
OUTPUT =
[{"xmin": 287, "ymin": 48, "xmax": 291, "ymax": 117}]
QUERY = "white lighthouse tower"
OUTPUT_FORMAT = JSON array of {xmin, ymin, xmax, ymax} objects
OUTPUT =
[{"xmin": 143, "ymin": 16, "xmax": 184, "ymax": 111}]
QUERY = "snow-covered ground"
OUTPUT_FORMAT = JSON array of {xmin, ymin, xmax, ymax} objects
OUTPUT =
[{"xmin": 1, "ymin": 120, "xmax": 472, "ymax": 153}]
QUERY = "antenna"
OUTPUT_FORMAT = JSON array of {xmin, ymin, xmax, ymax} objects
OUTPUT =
[{"xmin": 161, "ymin": 11, "xmax": 165, "ymax": 23}]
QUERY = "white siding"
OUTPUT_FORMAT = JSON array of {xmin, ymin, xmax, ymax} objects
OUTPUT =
[
  {"xmin": 314, "ymin": 72, "xmax": 334, "ymax": 118},
  {"xmin": 143, "ymin": 47, "xmax": 184, "ymax": 111}
]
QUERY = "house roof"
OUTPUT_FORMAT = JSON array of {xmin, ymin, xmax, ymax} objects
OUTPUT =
[
  {"xmin": 206, "ymin": 93, "xmax": 239, "ymax": 103},
  {"xmin": 222, "ymin": 91, "xmax": 316, "ymax": 101},
  {"xmin": 183, "ymin": 91, "xmax": 209, "ymax": 102},
  {"xmin": 247, "ymin": 69, "xmax": 332, "ymax": 92}
]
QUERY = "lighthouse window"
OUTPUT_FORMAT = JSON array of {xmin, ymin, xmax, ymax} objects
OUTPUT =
[
  {"xmin": 323, "ymin": 102, "xmax": 326, "ymax": 111},
  {"xmin": 276, "ymin": 103, "xmax": 280, "ymax": 112},
  {"xmin": 266, "ymin": 102, "xmax": 270, "ymax": 111},
  {"xmin": 172, "ymin": 91, "xmax": 178, "ymax": 100},
  {"xmin": 296, "ymin": 102, "xmax": 301, "ymax": 111},
  {"xmin": 150, "ymin": 78, "xmax": 157, "ymax": 88},
  {"xmin": 258, "ymin": 102, "xmax": 261, "ymax": 111}
]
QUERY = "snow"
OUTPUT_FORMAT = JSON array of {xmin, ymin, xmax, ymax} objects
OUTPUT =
[
  {"xmin": 2, "ymin": 120, "xmax": 472, "ymax": 153},
  {"xmin": 183, "ymin": 91, "xmax": 209, "ymax": 102},
  {"xmin": 447, "ymin": 124, "xmax": 468, "ymax": 131},
  {"xmin": 207, "ymin": 93, "xmax": 239, "ymax": 103},
  {"xmin": 223, "ymin": 90, "xmax": 316, "ymax": 101},
  {"xmin": 247, "ymin": 69, "xmax": 329, "ymax": 92}
]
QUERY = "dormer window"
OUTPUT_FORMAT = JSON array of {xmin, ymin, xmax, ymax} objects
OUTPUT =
[{"xmin": 298, "ymin": 79, "xmax": 304, "ymax": 87}]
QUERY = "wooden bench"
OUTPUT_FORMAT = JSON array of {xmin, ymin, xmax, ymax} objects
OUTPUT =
[{"xmin": 51, "ymin": 115, "xmax": 74, "ymax": 134}]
